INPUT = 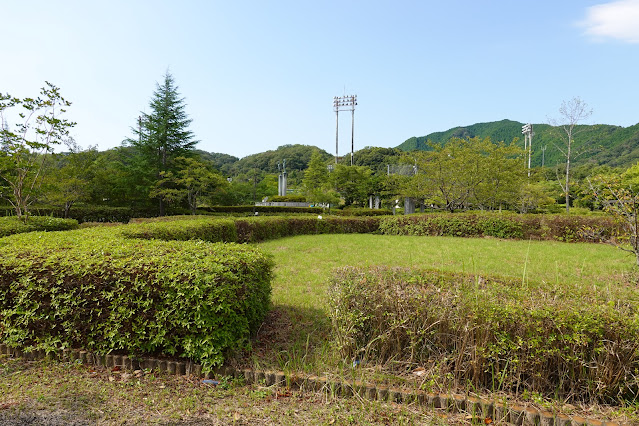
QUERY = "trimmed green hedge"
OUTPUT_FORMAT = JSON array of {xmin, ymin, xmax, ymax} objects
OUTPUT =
[
  {"xmin": 377, "ymin": 213, "xmax": 618, "ymax": 242},
  {"xmin": 328, "ymin": 266, "xmax": 639, "ymax": 402},
  {"xmin": 331, "ymin": 208, "xmax": 393, "ymax": 217},
  {"xmin": 28, "ymin": 205, "xmax": 193, "ymax": 223},
  {"xmin": 0, "ymin": 216, "xmax": 79, "ymax": 237},
  {"xmin": 122, "ymin": 216, "xmax": 382, "ymax": 243},
  {"xmin": 0, "ymin": 228, "xmax": 273, "ymax": 370},
  {"xmin": 197, "ymin": 206, "xmax": 323, "ymax": 214}
]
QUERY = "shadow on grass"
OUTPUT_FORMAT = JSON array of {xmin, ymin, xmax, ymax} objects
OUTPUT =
[{"xmin": 233, "ymin": 304, "xmax": 333, "ymax": 373}]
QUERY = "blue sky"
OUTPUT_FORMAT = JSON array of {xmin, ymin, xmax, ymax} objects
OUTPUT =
[{"xmin": 2, "ymin": 0, "xmax": 638, "ymax": 159}]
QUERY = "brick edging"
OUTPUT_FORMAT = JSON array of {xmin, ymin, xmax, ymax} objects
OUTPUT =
[{"xmin": 0, "ymin": 344, "xmax": 626, "ymax": 426}]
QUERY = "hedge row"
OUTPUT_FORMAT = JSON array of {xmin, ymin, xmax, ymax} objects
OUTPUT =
[
  {"xmin": 328, "ymin": 266, "xmax": 639, "ymax": 403},
  {"xmin": 120, "ymin": 213, "xmax": 619, "ymax": 245},
  {"xmin": 330, "ymin": 208, "xmax": 393, "ymax": 217},
  {"xmin": 0, "ymin": 228, "xmax": 273, "ymax": 370},
  {"xmin": 377, "ymin": 213, "xmax": 618, "ymax": 242},
  {"xmin": 0, "ymin": 216, "xmax": 79, "ymax": 237},
  {"xmin": 121, "ymin": 216, "xmax": 382, "ymax": 243},
  {"xmin": 197, "ymin": 206, "xmax": 323, "ymax": 214}
]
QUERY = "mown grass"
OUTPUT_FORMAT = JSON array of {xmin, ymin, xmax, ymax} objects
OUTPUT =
[
  {"xmin": 252, "ymin": 234, "xmax": 636, "ymax": 396},
  {"xmin": 259, "ymin": 234, "xmax": 631, "ymax": 314}
]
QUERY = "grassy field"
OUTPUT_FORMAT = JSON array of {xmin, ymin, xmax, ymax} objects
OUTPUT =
[
  {"xmin": 259, "ymin": 234, "xmax": 631, "ymax": 312},
  {"xmin": 245, "ymin": 234, "xmax": 635, "ymax": 382}
]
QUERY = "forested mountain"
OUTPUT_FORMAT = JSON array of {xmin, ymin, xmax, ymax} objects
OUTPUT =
[
  {"xmin": 221, "ymin": 144, "xmax": 333, "ymax": 176},
  {"xmin": 195, "ymin": 150, "xmax": 239, "ymax": 175},
  {"xmin": 398, "ymin": 119, "xmax": 639, "ymax": 169}
]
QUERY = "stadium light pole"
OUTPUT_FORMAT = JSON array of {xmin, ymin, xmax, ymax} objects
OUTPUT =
[
  {"xmin": 333, "ymin": 95, "xmax": 358, "ymax": 165},
  {"xmin": 522, "ymin": 123, "xmax": 533, "ymax": 177}
]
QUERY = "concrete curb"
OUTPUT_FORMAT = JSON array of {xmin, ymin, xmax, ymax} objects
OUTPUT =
[{"xmin": 0, "ymin": 344, "xmax": 627, "ymax": 426}]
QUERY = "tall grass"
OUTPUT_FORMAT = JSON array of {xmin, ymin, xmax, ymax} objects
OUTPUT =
[{"xmin": 258, "ymin": 234, "xmax": 631, "ymax": 313}]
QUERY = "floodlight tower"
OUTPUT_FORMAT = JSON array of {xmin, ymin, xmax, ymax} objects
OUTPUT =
[
  {"xmin": 522, "ymin": 123, "xmax": 533, "ymax": 177},
  {"xmin": 333, "ymin": 95, "xmax": 358, "ymax": 165}
]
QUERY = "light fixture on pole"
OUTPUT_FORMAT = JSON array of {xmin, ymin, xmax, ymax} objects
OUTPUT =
[
  {"xmin": 333, "ymin": 95, "xmax": 358, "ymax": 165},
  {"xmin": 522, "ymin": 123, "xmax": 533, "ymax": 177}
]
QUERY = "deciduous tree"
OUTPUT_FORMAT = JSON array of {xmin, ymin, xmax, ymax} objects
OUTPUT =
[
  {"xmin": 0, "ymin": 83, "xmax": 75, "ymax": 218},
  {"xmin": 150, "ymin": 156, "xmax": 227, "ymax": 214},
  {"xmin": 549, "ymin": 97, "xmax": 593, "ymax": 213}
]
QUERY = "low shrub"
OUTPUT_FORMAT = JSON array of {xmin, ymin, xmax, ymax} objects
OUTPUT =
[
  {"xmin": 328, "ymin": 266, "xmax": 639, "ymax": 403},
  {"xmin": 30, "ymin": 205, "xmax": 193, "ymax": 223},
  {"xmin": 0, "ymin": 216, "xmax": 79, "ymax": 237},
  {"xmin": 0, "ymin": 228, "xmax": 273, "ymax": 370},
  {"xmin": 378, "ymin": 213, "xmax": 524, "ymax": 239},
  {"xmin": 268, "ymin": 195, "xmax": 307, "ymax": 203},
  {"xmin": 197, "ymin": 205, "xmax": 322, "ymax": 214},
  {"xmin": 378, "ymin": 213, "xmax": 618, "ymax": 242},
  {"xmin": 122, "ymin": 216, "xmax": 382, "ymax": 243},
  {"xmin": 331, "ymin": 208, "xmax": 393, "ymax": 217}
]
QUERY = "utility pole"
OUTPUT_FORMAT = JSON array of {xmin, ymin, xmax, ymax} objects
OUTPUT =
[
  {"xmin": 541, "ymin": 145, "xmax": 547, "ymax": 167},
  {"xmin": 333, "ymin": 95, "xmax": 357, "ymax": 165}
]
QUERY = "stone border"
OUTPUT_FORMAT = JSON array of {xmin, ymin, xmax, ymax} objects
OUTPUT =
[{"xmin": 0, "ymin": 344, "xmax": 626, "ymax": 426}]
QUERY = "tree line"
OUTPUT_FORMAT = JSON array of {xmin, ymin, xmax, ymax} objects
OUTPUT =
[{"xmin": 0, "ymin": 78, "xmax": 634, "ymax": 219}]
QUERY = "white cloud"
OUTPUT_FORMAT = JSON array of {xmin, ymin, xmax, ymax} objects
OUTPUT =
[{"xmin": 581, "ymin": 0, "xmax": 639, "ymax": 43}]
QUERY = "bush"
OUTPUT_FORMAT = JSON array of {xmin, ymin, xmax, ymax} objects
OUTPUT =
[
  {"xmin": 331, "ymin": 208, "xmax": 392, "ymax": 217},
  {"xmin": 122, "ymin": 215, "xmax": 382, "ymax": 243},
  {"xmin": 378, "ymin": 213, "xmax": 524, "ymax": 239},
  {"xmin": 0, "ymin": 216, "xmax": 79, "ymax": 237},
  {"xmin": 268, "ymin": 195, "xmax": 307, "ymax": 203},
  {"xmin": 197, "ymin": 206, "xmax": 322, "ymax": 214},
  {"xmin": 328, "ymin": 266, "xmax": 639, "ymax": 403},
  {"xmin": 0, "ymin": 227, "xmax": 273, "ymax": 370},
  {"xmin": 378, "ymin": 213, "xmax": 618, "ymax": 242}
]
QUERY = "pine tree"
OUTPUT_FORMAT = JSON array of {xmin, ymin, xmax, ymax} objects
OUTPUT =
[{"xmin": 128, "ymin": 72, "xmax": 197, "ymax": 215}]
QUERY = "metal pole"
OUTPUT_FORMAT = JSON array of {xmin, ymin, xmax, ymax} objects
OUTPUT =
[
  {"xmin": 335, "ymin": 109, "xmax": 339, "ymax": 164},
  {"xmin": 527, "ymin": 125, "xmax": 533, "ymax": 177},
  {"xmin": 350, "ymin": 104, "xmax": 355, "ymax": 166}
]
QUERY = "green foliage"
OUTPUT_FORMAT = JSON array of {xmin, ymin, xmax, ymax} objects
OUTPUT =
[
  {"xmin": 268, "ymin": 195, "xmax": 307, "ymax": 203},
  {"xmin": 328, "ymin": 266, "xmax": 639, "ymax": 402},
  {"xmin": 402, "ymin": 136, "xmax": 525, "ymax": 211},
  {"xmin": 330, "ymin": 207, "xmax": 392, "ymax": 216},
  {"xmin": 302, "ymin": 150, "xmax": 332, "ymax": 204},
  {"xmin": 0, "ymin": 227, "xmax": 273, "ymax": 370},
  {"xmin": 125, "ymin": 72, "xmax": 197, "ymax": 215},
  {"xmin": 41, "ymin": 143, "xmax": 99, "ymax": 218},
  {"xmin": 345, "ymin": 146, "xmax": 403, "ymax": 174},
  {"xmin": 398, "ymin": 119, "xmax": 639, "ymax": 170},
  {"xmin": 122, "ymin": 215, "xmax": 382, "ymax": 243},
  {"xmin": 0, "ymin": 216, "xmax": 78, "ymax": 237},
  {"xmin": 0, "ymin": 82, "xmax": 76, "ymax": 217},
  {"xmin": 378, "ymin": 213, "xmax": 617, "ymax": 242},
  {"xmin": 330, "ymin": 164, "xmax": 373, "ymax": 207},
  {"xmin": 198, "ymin": 205, "xmax": 322, "ymax": 214},
  {"xmin": 194, "ymin": 150, "xmax": 238, "ymax": 175},
  {"xmin": 227, "ymin": 144, "xmax": 332, "ymax": 177},
  {"xmin": 378, "ymin": 213, "xmax": 524, "ymax": 239},
  {"xmin": 149, "ymin": 156, "xmax": 228, "ymax": 214},
  {"xmin": 588, "ymin": 172, "xmax": 639, "ymax": 265}
]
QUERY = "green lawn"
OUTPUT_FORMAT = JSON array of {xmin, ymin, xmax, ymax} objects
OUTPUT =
[{"xmin": 258, "ymin": 234, "xmax": 632, "ymax": 313}]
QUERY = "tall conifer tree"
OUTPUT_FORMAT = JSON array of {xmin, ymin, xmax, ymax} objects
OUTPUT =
[{"xmin": 128, "ymin": 72, "xmax": 197, "ymax": 215}]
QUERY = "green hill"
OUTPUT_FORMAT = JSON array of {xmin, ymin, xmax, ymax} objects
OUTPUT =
[{"xmin": 398, "ymin": 119, "xmax": 639, "ymax": 168}]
